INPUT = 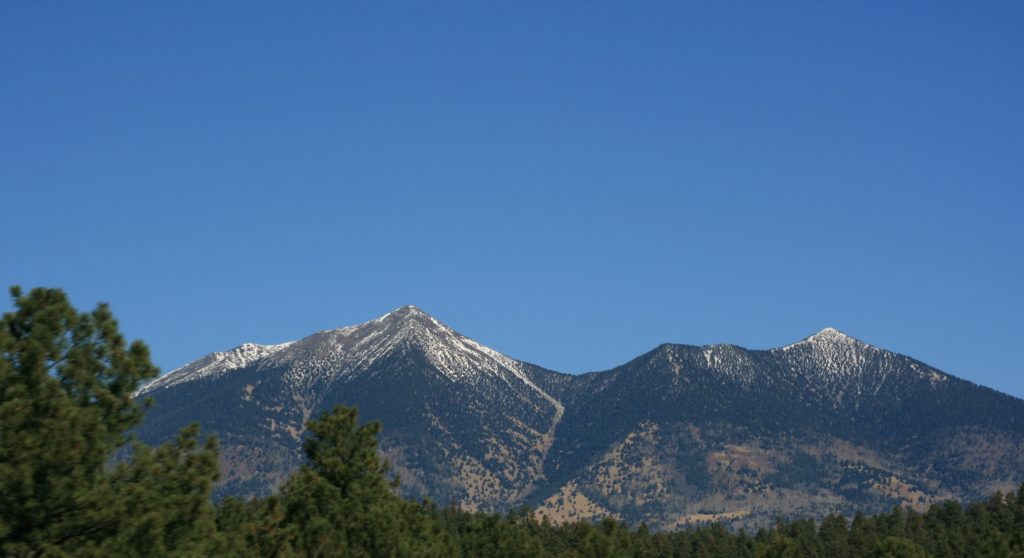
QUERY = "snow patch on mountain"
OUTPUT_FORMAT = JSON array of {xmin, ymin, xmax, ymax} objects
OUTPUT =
[
  {"xmin": 775, "ymin": 328, "xmax": 878, "ymax": 379},
  {"xmin": 139, "ymin": 306, "xmax": 563, "ymax": 416},
  {"xmin": 780, "ymin": 327, "xmax": 861, "ymax": 350},
  {"xmin": 697, "ymin": 344, "xmax": 760, "ymax": 384},
  {"xmin": 137, "ymin": 340, "xmax": 295, "ymax": 395},
  {"xmin": 279, "ymin": 306, "xmax": 556, "ymax": 397}
]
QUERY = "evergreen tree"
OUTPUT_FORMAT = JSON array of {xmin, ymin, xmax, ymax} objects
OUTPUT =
[
  {"xmin": 849, "ymin": 512, "xmax": 879, "ymax": 558},
  {"xmin": 818, "ymin": 514, "xmax": 850, "ymax": 558},
  {"xmin": 754, "ymin": 533, "xmax": 802, "ymax": 558},
  {"xmin": 77, "ymin": 424, "xmax": 222, "ymax": 557},
  {"xmin": 273, "ymin": 405, "xmax": 456, "ymax": 558},
  {"xmin": 0, "ymin": 286, "xmax": 222, "ymax": 556},
  {"xmin": 874, "ymin": 536, "xmax": 929, "ymax": 558},
  {"xmin": 216, "ymin": 495, "xmax": 300, "ymax": 558}
]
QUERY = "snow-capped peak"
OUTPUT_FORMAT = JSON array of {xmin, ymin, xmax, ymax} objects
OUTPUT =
[
  {"xmin": 808, "ymin": 327, "xmax": 853, "ymax": 342},
  {"xmin": 139, "ymin": 305, "xmax": 553, "ymax": 400},
  {"xmin": 780, "ymin": 327, "xmax": 864, "ymax": 351},
  {"xmin": 374, "ymin": 304, "xmax": 429, "ymax": 322},
  {"xmin": 318, "ymin": 305, "xmax": 519, "ymax": 383},
  {"xmin": 770, "ymin": 326, "xmax": 890, "ymax": 390}
]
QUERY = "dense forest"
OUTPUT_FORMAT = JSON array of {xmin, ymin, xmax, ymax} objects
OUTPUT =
[{"xmin": 2, "ymin": 287, "xmax": 1022, "ymax": 557}]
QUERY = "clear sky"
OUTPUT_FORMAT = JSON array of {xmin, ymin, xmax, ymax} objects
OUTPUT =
[{"xmin": 3, "ymin": 3, "xmax": 1022, "ymax": 397}]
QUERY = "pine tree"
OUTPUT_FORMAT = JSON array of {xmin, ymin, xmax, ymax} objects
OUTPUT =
[
  {"xmin": 275, "ymin": 405, "xmax": 456, "ymax": 558},
  {"xmin": 874, "ymin": 536, "xmax": 929, "ymax": 558},
  {"xmin": 818, "ymin": 514, "xmax": 850, "ymax": 558},
  {"xmin": 0, "ymin": 286, "xmax": 222, "ymax": 556},
  {"xmin": 754, "ymin": 533, "xmax": 802, "ymax": 558}
]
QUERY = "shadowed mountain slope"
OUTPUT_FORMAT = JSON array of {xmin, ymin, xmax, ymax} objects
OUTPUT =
[
  {"xmin": 136, "ymin": 306, "xmax": 566, "ymax": 509},
  {"xmin": 136, "ymin": 311, "xmax": 1024, "ymax": 529}
]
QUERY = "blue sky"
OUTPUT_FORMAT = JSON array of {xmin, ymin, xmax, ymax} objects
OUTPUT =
[{"xmin": 3, "ymin": 2, "xmax": 1022, "ymax": 397}]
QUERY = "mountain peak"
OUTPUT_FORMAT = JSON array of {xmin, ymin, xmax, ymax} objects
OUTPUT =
[
  {"xmin": 371, "ymin": 305, "xmax": 450, "ymax": 336},
  {"xmin": 779, "ymin": 327, "xmax": 869, "ymax": 352},
  {"xmin": 143, "ymin": 304, "xmax": 538, "ymax": 394},
  {"xmin": 809, "ymin": 327, "xmax": 852, "ymax": 342},
  {"xmin": 314, "ymin": 305, "xmax": 531, "ymax": 384},
  {"xmin": 393, "ymin": 304, "xmax": 428, "ymax": 315},
  {"xmin": 377, "ymin": 304, "xmax": 431, "ymax": 321}
]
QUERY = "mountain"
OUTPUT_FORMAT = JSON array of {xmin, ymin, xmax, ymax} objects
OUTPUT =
[
  {"xmin": 136, "ymin": 306, "xmax": 566, "ymax": 510},
  {"xmin": 135, "ymin": 309, "xmax": 1024, "ymax": 529},
  {"xmin": 535, "ymin": 329, "xmax": 1024, "ymax": 528}
]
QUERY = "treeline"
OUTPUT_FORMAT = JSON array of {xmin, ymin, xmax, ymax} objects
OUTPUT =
[
  {"xmin": 2, "ymin": 287, "xmax": 1023, "ymax": 557},
  {"xmin": 215, "ymin": 456, "xmax": 1024, "ymax": 558},
  {"xmin": 429, "ymin": 494, "xmax": 1024, "ymax": 558}
]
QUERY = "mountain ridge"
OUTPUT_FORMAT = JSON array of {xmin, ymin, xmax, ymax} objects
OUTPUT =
[
  {"xmin": 142, "ymin": 316, "xmax": 916, "ymax": 396},
  {"xmin": 134, "ymin": 307, "xmax": 1024, "ymax": 529}
]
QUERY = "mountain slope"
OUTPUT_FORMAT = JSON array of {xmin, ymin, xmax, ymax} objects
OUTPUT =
[
  {"xmin": 136, "ymin": 315, "xmax": 1024, "ymax": 529},
  {"xmin": 136, "ymin": 306, "xmax": 568, "ymax": 508},
  {"xmin": 533, "ymin": 329, "xmax": 1024, "ymax": 528}
]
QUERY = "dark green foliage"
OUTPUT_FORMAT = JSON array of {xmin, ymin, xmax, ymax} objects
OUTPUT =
[
  {"xmin": 6, "ymin": 286, "xmax": 1024, "ymax": 557},
  {"xmin": 875, "ymin": 537, "xmax": 929, "ymax": 558},
  {"xmin": 0, "ymin": 287, "xmax": 222, "ymax": 556},
  {"xmin": 218, "ymin": 405, "xmax": 459, "ymax": 557},
  {"xmin": 281, "ymin": 407, "xmax": 399, "ymax": 556},
  {"xmin": 237, "ymin": 410, "xmax": 1024, "ymax": 558},
  {"xmin": 423, "ymin": 489, "xmax": 1023, "ymax": 558}
]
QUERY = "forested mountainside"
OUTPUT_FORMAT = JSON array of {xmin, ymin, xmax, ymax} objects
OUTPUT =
[
  {"xmin": 136, "ymin": 307, "xmax": 1024, "ymax": 529},
  {"xmin": 10, "ymin": 287, "xmax": 1023, "ymax": 557}
]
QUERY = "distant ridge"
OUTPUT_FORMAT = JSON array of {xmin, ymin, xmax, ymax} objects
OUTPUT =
[{"xmin": 135, "ymin": 307, "xmax": 1024, "ymax": 529}]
